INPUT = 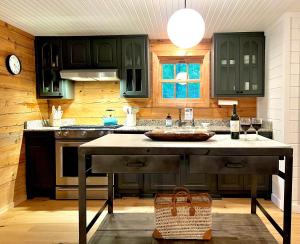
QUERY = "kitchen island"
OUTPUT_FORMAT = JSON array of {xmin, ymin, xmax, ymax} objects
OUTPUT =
[{"xmin": 78, "ymin": 134, "xmax": 293, "ymax": 244}]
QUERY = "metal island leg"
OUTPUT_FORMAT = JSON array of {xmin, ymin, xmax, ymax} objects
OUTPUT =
[
  {"xmin": 108, "ymin": 173, "xmax": 114, "ymax": 214},
  {"xmin": 78, "ymin": 149, "xmax": 87, "ymax": 244}
]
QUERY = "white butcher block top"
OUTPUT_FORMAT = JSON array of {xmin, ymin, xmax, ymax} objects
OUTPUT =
[{"xmin": 80, "ymin": 134, "xmax": 291, "ymax": 149}]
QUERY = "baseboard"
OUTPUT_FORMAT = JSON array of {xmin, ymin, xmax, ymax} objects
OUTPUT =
[
  {"xmin": 0, "ymin": 195, "xmax": 26, "ymax": 215},
  {"xmin": 272, "ymin": 194, "xmax": 300, "ymax": 213},
  {"xmin": 271, "ymin": 193, "xmax": 284, "ymax": 210},
  {"xmin": 0, "ymin": 202, "xmax": 14, "ymax": 215},
  {"xmin": 293, "ymin": 203, "xmax": 300, "ymax": 213}
]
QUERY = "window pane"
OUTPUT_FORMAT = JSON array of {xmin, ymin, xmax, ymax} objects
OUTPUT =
[
  {"xmin": 188, "ymin": 82, "xmax": 201, "ymax": 98},
  {"xmin": 162, "ymin": 83, "xmax": 175, "ymax": 98},
  {"xmin": 188, "ymin": 63, "xmax": 201, "ymax": 79},
  {"xmin": 162, "ymin": 64, "xmax": 174, "ymax": 79},
  {"xmin": 176, "ymin": 83, "xmax": 187, "ymax": 98},
  {"xmin": 176, "ymin": 63, "xmax": 187, "ymax": 80}
]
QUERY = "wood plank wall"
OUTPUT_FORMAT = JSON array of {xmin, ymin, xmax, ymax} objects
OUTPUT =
[
  {"xmin": 49, "ymin": 40, "xmax": 256, "ymax": 124},
  {"xmin": 0, "ymin": 20, "xmax": 48, "ymax": 213}
]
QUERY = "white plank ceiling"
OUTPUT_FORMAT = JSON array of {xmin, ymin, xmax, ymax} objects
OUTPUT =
[{"xmin": 0, "ymin": 0, "xmax": 299, "ymax": 38}]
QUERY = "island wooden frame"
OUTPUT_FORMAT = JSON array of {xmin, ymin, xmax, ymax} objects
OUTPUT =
[{"xmin": 78, "ymin": 140, "xmax": 293, "ymax": 244}]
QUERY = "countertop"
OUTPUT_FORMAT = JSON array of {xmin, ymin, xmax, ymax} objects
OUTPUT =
[
  {"xmin": 24, "ymin": 127, "xmax": 60, "ymax": 131},
  {"xmin": 115, "ymin": 125, "xmax": 272, "ymax": 133},
  {"xmin": 24, "ymin": 125, "xmax": 272, "ymax": 133},
  {"xmin": 81, "ymin": 134, "xmax": 290, "ymax": 149}
]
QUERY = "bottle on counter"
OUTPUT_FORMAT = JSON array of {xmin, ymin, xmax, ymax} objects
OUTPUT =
[
  {"xmin": 230, "ymin": 104, "xmax": 240, "ymax": 139},
  {"xmin": 165, "ymin": 113, "xmax": 173, "ymax": 127}
]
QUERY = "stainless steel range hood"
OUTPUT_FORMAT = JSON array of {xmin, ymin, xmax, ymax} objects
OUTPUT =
[{"xmin": 60, "ymin": 69, "xmax": 119, "ymax": 81}]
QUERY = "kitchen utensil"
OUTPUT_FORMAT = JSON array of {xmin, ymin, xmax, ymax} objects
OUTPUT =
[
  {"xmin": 123, "ymin": 106, "xmax": 139, "ymax": 127},
  {"xmin": 103, "ymin": 109, "xmax": 118, "ymax": 126}
]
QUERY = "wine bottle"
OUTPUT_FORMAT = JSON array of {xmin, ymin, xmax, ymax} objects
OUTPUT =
[{"xmin": 230, "ymin": 104, "xmax": 240, "ymax": 139}]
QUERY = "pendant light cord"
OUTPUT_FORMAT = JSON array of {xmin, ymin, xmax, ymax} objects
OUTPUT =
[{"xmin": 184, "ymin": 0, "xmax": 186, "ymax": 8}]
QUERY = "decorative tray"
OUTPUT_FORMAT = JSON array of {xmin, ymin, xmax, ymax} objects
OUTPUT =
[{"xmin": 144, "ymin": 129, "xmax": 215, "ymax": 141}]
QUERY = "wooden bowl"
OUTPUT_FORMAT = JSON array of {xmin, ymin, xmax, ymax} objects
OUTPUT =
[{"xmin": 144, "ymin": 129, "xmax": 215, "ymax": 141}]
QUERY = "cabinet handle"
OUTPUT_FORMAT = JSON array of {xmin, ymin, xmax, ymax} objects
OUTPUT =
[
  {"xmin": 225, "ymin": 162, "xmax": 245, "ymax": 168},
  {"xmin": 123, "ymin": 92, "xmax": 127, "ymax": 96},
  {"xmin": 240, "ymin": 91, "xmax": 244, "ymax": 94},
  {"xmin": 126, "ymin": 162, "xmax": 145, "ymax": 168}
]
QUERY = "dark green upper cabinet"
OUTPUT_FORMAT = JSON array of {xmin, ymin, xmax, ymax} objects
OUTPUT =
[
  {"xmin": 212, "ymin": 32, "xmax": 265, "ymax": 97},
  {"xmin": 121, "ymin": 36, "xmax": 149, "ymax": 98},
  {"xmin": 239, "ymin": 36, "xmax": 264, "ymax": 95},
  {"xmin": 62, "ymin": 38, "xmax": 91, "ymax": 69},
  {"xmin": 35, "ymin": 37, "xmax": 74, "ymax": 99},
  {"xmin": 92, "ymin": 38, "xmax": 119, "ymax": 68},
  {"xmin": 214, "ymin": 36, "xmax": 240, "ymax": 95}
]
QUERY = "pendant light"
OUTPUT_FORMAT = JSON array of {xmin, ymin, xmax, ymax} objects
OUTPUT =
[{"xmin": 167, "ymin": 0, "xmax": 205, "ymax": 49}]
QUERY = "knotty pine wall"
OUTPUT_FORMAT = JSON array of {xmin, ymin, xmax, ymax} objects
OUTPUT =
[
  {"xmin": 49, "ymin": 40, "xmax": 256, "ymax": 124},
  {"xmin": 0, "ymin": 20, "xmax": 48, "ymax": 212}
]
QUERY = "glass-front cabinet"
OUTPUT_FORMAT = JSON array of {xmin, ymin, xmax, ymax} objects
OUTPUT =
[
  {"xmin": 35, "ymin": 37, "xmax": 74, "ymax": 99},
  {"xmin": 215, "ymin": 36, "xmax": 240, "ymax": 95},
  {"xmin": 239, "ymin": 36, "xmax": 264, "ymax": 95},
  {"xmin": 213, "ymin": 32, "xmax": 265, "ymax": 97},
  {"xmin": 120, "ymin": 36, "xmax": 148, "ymax": 98}
]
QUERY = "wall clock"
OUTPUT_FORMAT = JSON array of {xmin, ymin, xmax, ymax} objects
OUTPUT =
[{"xmin": 6, "ymin": 54, "xmax": 22, "ymax": 75}]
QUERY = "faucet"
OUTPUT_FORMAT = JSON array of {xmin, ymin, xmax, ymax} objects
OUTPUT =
[{"xmin": 176, "ymin": 108, "xmax": 195, "ymax": 127}]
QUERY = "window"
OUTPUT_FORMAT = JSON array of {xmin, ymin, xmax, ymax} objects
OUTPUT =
[
  {"xmin": 152, "ymin": 51, "xmax": 210, "ymax": 107},
  {"xmin": 161, "ymin": 63, "xmax": 201, "ymax": 99}
]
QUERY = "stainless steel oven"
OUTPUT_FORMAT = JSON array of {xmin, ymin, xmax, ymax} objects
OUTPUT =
[{"xmin": 55, "ymin": 140, "xmax": 108, "ymax": 199}]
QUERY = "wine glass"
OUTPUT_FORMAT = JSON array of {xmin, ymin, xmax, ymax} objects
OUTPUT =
[
  {"xmin": 251, "ymin": 118, "xmax": 262, "ymax": 139},
  {"xmin": 240, "ymin": 118, "xmax": 251, "ymax": 140}
]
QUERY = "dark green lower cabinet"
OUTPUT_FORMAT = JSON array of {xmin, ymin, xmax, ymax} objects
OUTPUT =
[
  {"xmin": 218, "ymin": 175, "xmax": 244, "ymax": 191},
  {"xmin": 144, "ymin": 173, "xmax": 180, "ymax": 194},
  {"xmin": 114, "ymin": 174, "xmax": 143, "ymax": 197}
]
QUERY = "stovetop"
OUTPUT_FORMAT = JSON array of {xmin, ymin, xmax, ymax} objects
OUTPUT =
[{"xmin": 60, "ymin": 125, "xmax": 122, "ymax": 130}]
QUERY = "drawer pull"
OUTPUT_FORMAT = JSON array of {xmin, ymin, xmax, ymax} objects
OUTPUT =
[
  {"xmin": 126, "ymin": 162, "xmax": 145, "ymax": 168},
  {"xmin": 225, "ymin": 162, "xmax": 244, "ymax": 168}
]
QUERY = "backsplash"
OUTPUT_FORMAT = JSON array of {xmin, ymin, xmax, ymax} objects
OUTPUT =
[{"xmin": 48, "ymin": 80, "xmax": 257, "ymax": 125}]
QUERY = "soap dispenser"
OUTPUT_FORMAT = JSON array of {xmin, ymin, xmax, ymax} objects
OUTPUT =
[{"xmin": 165, "ymin": 113, "xmax": 172, "ymax": 127}]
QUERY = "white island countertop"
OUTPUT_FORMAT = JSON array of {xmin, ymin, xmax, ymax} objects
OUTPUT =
[{"xmin": 81, "ymin": 134, "xmax": 291, "ymax": 149}]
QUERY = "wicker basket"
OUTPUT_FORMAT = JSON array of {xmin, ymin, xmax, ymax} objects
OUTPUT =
[{"xmin": 153, "ymin": 187, "xmax": 212, "ymax": 240}]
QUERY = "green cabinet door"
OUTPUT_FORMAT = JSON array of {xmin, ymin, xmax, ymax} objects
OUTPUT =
[
  {"xmin": 35, "ymin": 37, "xmax": 74, "ymax": 99},
  {"xmin": 144, "ymin": 173, "xmax": 180, "ymax": 193},
  {"xmin": 92, "ymin": 38, "xmax": 118, "ymax": 68},
  {"xmin": 62, "ymin": 38, "xmax": 91, "ymax": 69},
  {"xmin": 121, "ymin": 36, "xmax": 148, "ymax": 98},
  {"xmin": 239, "ymin": 36, "xmax": 264, "ymax": 96},
  {"xmin": 214, "ymin": 35, "xmax": 240, "ymax": 96}
]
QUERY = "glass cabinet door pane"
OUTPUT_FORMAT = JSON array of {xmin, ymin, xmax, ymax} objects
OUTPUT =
[
  {"xmin": 126, "ymin": 69, "xmax": 133, "ymax": 91},
  {"xmin": 215, "ymin": 36, "xmax": 239, "ymax": 95},
  {"xmin": 135, "ymin": 69, "xmax": 142, "ymax": 91},
  {"xmin": 240, "ymin": 37, "xmax": 264, "ymax": 95}
]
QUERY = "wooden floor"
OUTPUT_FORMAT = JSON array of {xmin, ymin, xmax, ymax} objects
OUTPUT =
[{"xmin": 0, "ymin": 198, "xmax": 299, "ymax": 244}]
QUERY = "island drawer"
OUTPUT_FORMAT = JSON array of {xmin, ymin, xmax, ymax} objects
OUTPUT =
[
  {"xmin": 189, "ymin": 156, "xmax": 279, "ymax": 174},
  {"xmin": 91, "ymin": 155, "xmax": 180, "ymax": 173}
]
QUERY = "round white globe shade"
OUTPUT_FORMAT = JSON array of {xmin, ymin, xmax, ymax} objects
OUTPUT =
[{"xmin": 167, "ymin": 8, "xmax": 205, "ymax": 49}]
